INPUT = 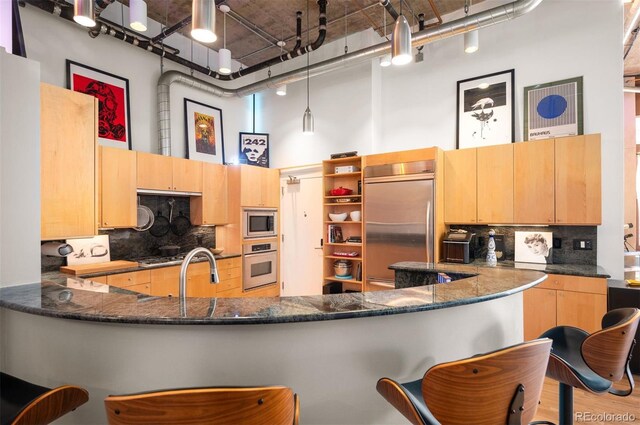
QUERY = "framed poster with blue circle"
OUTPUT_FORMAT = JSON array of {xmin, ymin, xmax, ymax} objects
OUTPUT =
[{"xmin": 524, "ymin": 76, "xmax": 583, "ymax": 141}]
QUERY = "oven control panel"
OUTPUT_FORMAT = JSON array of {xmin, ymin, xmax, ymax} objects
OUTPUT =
[{"xmin": 243, "ymin": 241, "xmax": 278, "ymax": 255}]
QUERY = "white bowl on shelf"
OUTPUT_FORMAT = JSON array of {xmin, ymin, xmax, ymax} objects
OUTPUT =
[
  {"xmin": 349, "ymin": 211, "xmax": 361, "ymax": 221},
  {"xmin": 329, "ymin": 212, "xmax": 348, "ymax": 222}
]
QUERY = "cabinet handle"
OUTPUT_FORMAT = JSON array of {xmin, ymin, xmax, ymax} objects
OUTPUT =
[{"xmin": 168, "ymin": 186, "xmax": 171, "ymax": 189}]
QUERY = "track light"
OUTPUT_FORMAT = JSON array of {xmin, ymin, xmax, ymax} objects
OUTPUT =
[
  {"xmin": 379, "ymin": 54, "xmax": 392, "ymax": 67},
  {"xmin": 129, "ymin": 0, "xmax": 147, "ymax": 32},
  {"xmin": 191, "ymin": 0, "xmax": 217, "ymax": 44},
  {"xmin": 276, "ymin": 85, "xmax": 287, "ymax": 96},
  {"xmin": 391, "ymin": 15, "xmax": 412, "ymax": 65},
  {"xmin": 74, "ymin": 0, "xmax": 96, "ymax": 27},
  {"xmin": 464, "ymin": 29, "xmax": 478, "ymax": 53}
]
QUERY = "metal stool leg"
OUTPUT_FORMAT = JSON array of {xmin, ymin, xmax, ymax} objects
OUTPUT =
[{"xmin": 558, "ymin": 382, "xmax": 573, "ymax": 425}]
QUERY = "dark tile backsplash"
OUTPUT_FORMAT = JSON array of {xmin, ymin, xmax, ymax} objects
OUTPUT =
[
  {"xmin": 41, "ymin": 195, "xmax": 217, "ymax": 272},
  {"xmin": 446, "ymin": 225, "xmax": 597, "ymax": 265}
]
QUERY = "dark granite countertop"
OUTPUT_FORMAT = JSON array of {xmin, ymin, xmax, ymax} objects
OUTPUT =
[
  {"xmin": 0, "ymin": 263, "xmax": 546, "ymax": 325},
  {"xmin": 440, "ymin": 259, "xmax": 609, "ymax": 278}
]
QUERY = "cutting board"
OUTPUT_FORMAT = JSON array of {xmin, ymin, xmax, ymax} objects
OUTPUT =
[{"xmin": 60, "ymin": 260, "xmax": 139, "ymax": 275}]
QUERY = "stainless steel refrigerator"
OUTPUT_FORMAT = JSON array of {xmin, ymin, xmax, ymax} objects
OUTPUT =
[{"xmin": 364, "ymin": 160, "xmax": 435, "ymax": 288}]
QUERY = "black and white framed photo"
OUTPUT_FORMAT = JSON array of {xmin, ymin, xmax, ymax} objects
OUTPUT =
[
  {"xmin": 239, "ymin": 132, "xmax": 269, "ymax": 168},
  {"xmin": 456, "ymin": 69, "xmax": 514, "ymax": 149},
  {"xmin": 514, "ymin": 231, "xmax": 553, "ymax": 264},
  {"xmin": 523, "ymin": 76, "xmax": 583, "ymax": 141},
  {"xmin": 67, "ymin": 60, "xmax": 132, "ymax": 149},
  {"xmin": 184, "ymin": 98, "xmax": 225, "ymax": 164}
]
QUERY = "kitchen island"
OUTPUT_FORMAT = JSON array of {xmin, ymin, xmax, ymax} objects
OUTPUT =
[{"xmin": 0, "ymin": 264, "xmax": 544, "ymax": 424}]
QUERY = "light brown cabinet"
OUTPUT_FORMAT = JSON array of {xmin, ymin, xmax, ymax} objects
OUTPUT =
[
  {"xmin": 444, "ymin": 148, "xmax": 477, "ymax": 224},
  {"xmin": 477, "ymin": 144, "xmax": 513, "ymax": 224},
  {"xmin": 172, "ymin": 157, "xmax": 203, "ymax": 192},
  {"xmin": 41, "ymin": 83, "xmax": 97, "ymax": 240},
  {"xmin": 514, "ymin": 139, "xmax": 555, "ymax": 224},
  {"xmin": 240, "ymin": 165, "xmax": 280, "ymax": 207},
  {"xmin": 191, "ymin": 162, "xmax": 228, "ymax": 225},
  {"xmin": 106, "ymin": 270, "xmax": 151, "ymax": 295},
  {"xmin": 523, "ymin": 274, "xmax": 607, "ymax": 340},
  {"xmin": 136, "ymin": 152, "xmax": 203, "ymax": 193},
  {"xmin": 99, "ymin": 146, "xmax": 137, "ymax": 228},
  {"xmin": 215, "ymin": 257, "xmax": 243, "ymax": 297}
]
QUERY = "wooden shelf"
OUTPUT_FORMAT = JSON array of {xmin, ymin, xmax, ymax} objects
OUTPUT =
[
  {"xmin": 325, "ymin": 255, "xmax": 362, "ymax": 261},
  {"xmin": 324, "ymin": 195, "xmax": 361, "ymax": 199},
  {"xmin": 323, "ymin": 277, "xmax": 363, "ymax": 284},
  {"xmin": 324, "ymin": 202, "xmax": 362, "ymax": 206},
  {"xmin": 323, "ymin": 157, "xmax": 360, "ymax": 164},
  {"xmin": 324, "ymin": 172, "xmax": 361, "ymax": 178},
  {"xmin": 324, "ymin": 242, "xmax": 362, "ymax": 246},
  {"xmin": 325, "ymin": 221, "xmax": 361, "ymax": 224}
]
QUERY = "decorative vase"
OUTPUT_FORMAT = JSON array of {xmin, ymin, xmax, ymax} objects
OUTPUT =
[{"xmin": 486, "ymin": 229, "xmax": 497, "ymax": 267}]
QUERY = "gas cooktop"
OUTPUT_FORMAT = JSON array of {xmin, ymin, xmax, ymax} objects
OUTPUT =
[{"xmin": 136, "ymin": 255, "xmax": 187, "ymax": 267}]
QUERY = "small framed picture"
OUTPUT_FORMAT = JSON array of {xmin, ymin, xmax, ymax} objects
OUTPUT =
[
  {"xmin": 523, "ymin": 76, "xmax": 583, "ymax": 141},
  {"xmin": 67, "ymin": 60, "xmax": 132, "ymax": 149},
  {"xmin": 456, "ymin": 69, "xmax": 515, "ymax": 149},
  {"xmin": 239, "ymin": 132, "xmax": 269, "ymax": 168},
  {"xmin": 184, "ymin": 98, "xmax": 225, "ymax": 164},
  {"xmin": 514, "ymin": 231, "xmax": 553, "ymax": 264}
]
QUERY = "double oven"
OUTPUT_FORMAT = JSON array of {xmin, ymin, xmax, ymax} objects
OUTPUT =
[{"xmin": 242, "ymin": 208, "xmax": 278, "ymax": 291}]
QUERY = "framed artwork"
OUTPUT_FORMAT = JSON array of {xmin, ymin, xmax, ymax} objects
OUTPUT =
[
  {"xmin": 514, "ymin": 231, "xmax": 553, "ymax": 264},
  {"xmin": 184, "ymin": 98, "xmax": 225, "ymax": 164},
  {"xmin": 456, "ymin": 69, "xmax": 514, "ymax": 149},
  {"xmin": 524, "ymin": 76, "xmax": 583, "ymax": 141},
  {"xmin": 65, "ymin": 235, "xmax": 111, "ymax": 266},
  {"xmin": 239, "ymin": 132, "xmax": 269, "ymax": 168},
  {"xmin": 66, "ymin": 60, "xmax": 132, "ymax": 149}
]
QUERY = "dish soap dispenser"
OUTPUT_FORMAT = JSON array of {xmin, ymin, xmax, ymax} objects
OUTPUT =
[{"xmin": 486, "ymin": 229, "xmax": 497, "ymax": 267}]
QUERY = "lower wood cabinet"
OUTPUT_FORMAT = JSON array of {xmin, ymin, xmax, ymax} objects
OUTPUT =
[
  {"xmin": 106, "ymin": 270, "xmax": 152, "ymax": 295},
  {"xmin": 523, "ymin": 273, "xmax": 607, "ymax": 340}
]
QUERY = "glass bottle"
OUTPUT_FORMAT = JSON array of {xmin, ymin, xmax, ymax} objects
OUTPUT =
[{"xmin": 486, "ymin": 229, "xmax": 497, "ymax": 267}]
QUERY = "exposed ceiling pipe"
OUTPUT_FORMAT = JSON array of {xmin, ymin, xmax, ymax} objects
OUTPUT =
[
  {"xmin": 151, "ymin": 16, "xmax": 192, "ymax": 44},
  {"xmin": 157, "ymin": 0, "xmax": 544, "ymax": 156},
  {"xmin": 380, "ymin": 0, "xmax": 399, "ymax": 20}
]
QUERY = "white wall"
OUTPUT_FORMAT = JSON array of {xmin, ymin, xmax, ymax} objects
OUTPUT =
[{"xmin": 0, "ymin": 1, "xmax": 11, "ymax": 54}]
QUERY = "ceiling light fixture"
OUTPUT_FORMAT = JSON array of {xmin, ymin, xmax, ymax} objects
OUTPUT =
[
  {"xmin": 218, "ymin": 5, "xmax": 231, "ymax": 74},
  {"xmin": 276, "ymin": 85, "xmax": 287, "ymax": 96},
  {"xmin": 129, "ymin": 0, "xmax": 147, "ymax": 32},
  {"xmin": 302, "ymin": 0, "xmax": 314, "ymax": 135},
  {"xmin": 191, "ymin": 0, "xmax": 217, "ymax": 44},
  {"xmin": 73, "ymin": 0, "xmax": 96, "ymax": 27},
  {"xmin": 464, "ymin": 0, "xmax": 479, "ymax": 53},
  {"xmin": 391, "ymin": 1, "xmax": 412, "ymax": 66}
]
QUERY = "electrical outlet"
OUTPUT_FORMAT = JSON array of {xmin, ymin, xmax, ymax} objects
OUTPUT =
[
  {"xmin": 552, "ymin": 237, "xmax": 562, "ymax": 249},
  {"xmin": 572, "ymin": 239, "xmax": 593, "ymax": 250}
]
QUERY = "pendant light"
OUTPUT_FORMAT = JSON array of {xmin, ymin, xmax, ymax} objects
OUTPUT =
[
  {"xmin": 73, "ymin": 0, "xmax": 96, "ymax": 27},
  {"xmin": 464, "ymin": 0, "xmax": 479, "ymax": 53},
  {"xmin": 276, "ymin": 85, "xmax": 287, "ymax": 96},
  {"xmin": 391, "ymin": 1, "xmax": 412, "ymax": 66},
  {"xmin": 218, "ymin": 5, "xmax": 231, "ymax": 74},
  {"xmin": 129, "ymin": 0, "xmax": 147, "ymax": 32},
  {"xmin": 302, "ymin": 0, "xmax": 314, "ymax": 135},
  {"xmin": 191, "ymin": 0, "xmax": 217, "ymax": 44}
]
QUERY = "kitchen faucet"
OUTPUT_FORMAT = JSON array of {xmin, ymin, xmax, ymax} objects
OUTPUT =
[{"xmin": 179, "ymin": 247, "xmax": 220, "ymax": 301}]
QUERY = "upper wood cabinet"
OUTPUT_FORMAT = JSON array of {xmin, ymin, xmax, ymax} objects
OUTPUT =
[
  {"xmin": 514, "ymin": 139, "xmax": 555, "ymax": 224},
  {"xmin": 41, "ymin": 83, "xmax": 97, "ymax": 240},
  {"xmin": 99, "ymin": 146, "xmax": 137, "ymax": 228},
  {"xmin": 136, "ymin": 152, "xmax": 203, "ymax": 193},
  {"xmin": 191, "ymin": 162, "xmax": 228, "ymax": 225},
  {"xmin": 444, "ymin": 148, "xmax": 477, "ymax": 224},
  {"xmin": 240, "ymin": 165, "xmax": 280, "ymax": 208},
  {"xmin": 477, "ymin": 144, "xmax": 513, "ymax": 224},
  {"xmin": 555, "ymin": 134, "xmax": 601, "ymax": 225}
]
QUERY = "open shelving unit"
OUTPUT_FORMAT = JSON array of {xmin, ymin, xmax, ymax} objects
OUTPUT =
[{"xmin": 322, "ymin": 156, "xmax": 364, "ymax": 292}]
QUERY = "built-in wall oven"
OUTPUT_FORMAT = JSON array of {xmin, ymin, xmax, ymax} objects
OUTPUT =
[
  {"xmin": 243, "ymin": 208, "xmax": 278, "ymax": 239},
  {"xmin": 243, "ymin": 241, "xmax": 278, "ymax": 291}
]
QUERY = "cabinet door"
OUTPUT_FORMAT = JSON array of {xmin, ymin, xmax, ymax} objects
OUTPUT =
[
  {"xmin": 107, "ymin": 270, "xmax": 151, "ymax": 288},
  {"xmin": 240, "ymin": 165, "xmax": 263, "ymax": 207},
  {"xmin": 477, "ymin": 144, "xmax": 513, "ymax": 224},
  {"xmin": 444, "ymin": 148, "xmax": 477, "ymax": 223},
  {"xmin": 126, "ymin": 282, "xmax": 152, "ymax": 295},
  {"xmin": 41, "ymin": 84, "xmax": 97, "ymax": 240},
  {"xmin": 523, "ymin": 288, "xmax": 557, "ymax": 341},
  {"xmin": 557, "ymin": 291, "xmax": 607, "ymax": 334},
  {"xmin": 191, "ymin": 163, "xmax": 228, "ymax": 225},
  {"xmin": 100, "ymin": 146, "xmax": 137, "ymax": 228},
  {"xmin": 555, "ymin": 134, "xmax": 601, "ymax": 224},
  {"xmin": 149, "ymin": 266, "xmax": 180, "ymax": 297},
  {"xmin": 261, "ymin": 168, "xmax": 281, "ymax": 207},
  {"xmin": 173, "ymin": 157, "xmax": 203, "ymax": 192},
  {"xmin": 137, "ymin": 152, "xmax": 173, "ymax": 191},
  {"xmin": 186, "ymin": 262, "xmax": 216, "ymax": 297},
  {"xmin": 514, "ymin": 139, "xmax": 555, "ymax": 224}
]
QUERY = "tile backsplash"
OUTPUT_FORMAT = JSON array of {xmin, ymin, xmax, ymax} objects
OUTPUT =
[{"xmin": 447, "ymin": 225, "xmax": 597, "ymax": 265}]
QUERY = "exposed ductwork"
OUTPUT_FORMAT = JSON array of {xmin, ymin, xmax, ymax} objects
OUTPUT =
[{"xmin": 157, "ymin": 0, "xmax": 544, "ymax": 156}]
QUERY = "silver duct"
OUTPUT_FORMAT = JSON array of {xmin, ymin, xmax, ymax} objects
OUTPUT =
[{"xmin": 158, "ymin": 0, "xmax": 544, "ymax": 155}]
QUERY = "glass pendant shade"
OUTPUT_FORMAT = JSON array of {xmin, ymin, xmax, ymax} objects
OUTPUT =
[
  {"xmin": 379, "ymin": 54, "xmax": 392, "ymax": 67},
  {"xmin": 191, "ymin": 0, "xmax": 217, "ymax": 43},
  {"xmin": 276, "ymin": 85, "xmax": 287, "ymax": 96},
  {"xmin": 464, "ymin": 29, "xmax": 479, "ymax": 53},
  {"xmin": 218, "ymin": 48, "xmax": 231, "ymax": 74},
  {"xmin": 302, "ymin": 107, "xmax": 314, "ymax": 135},
  {"xmin": 74, "ymin": 0, "xmax": 96, "ymax": 27},
  {"xmin": 391, "ymin": 15, "xmax": 412, "ymax": 65},
  {"xmin": 129, "ymin": 0, "xmax": 147, "ymax": 32}
]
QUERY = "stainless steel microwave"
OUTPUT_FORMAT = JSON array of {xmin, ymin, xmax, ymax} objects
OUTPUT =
[{"xmin": 242, "ymin": 208, "xmax": 278, "ymax": 239}]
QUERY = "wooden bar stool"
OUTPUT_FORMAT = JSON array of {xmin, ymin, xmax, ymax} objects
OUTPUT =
[
  {"xmin": 104, "ymin": 385, "xmax": 299, "ymax": 425},
  {"xmin": 376, "ymin": 338, "xmax": 552, "ymax": 425},
  {"xmin": 0, "ymin": 372, "xmax": 89, "ymax": 425},
  {"xmin": 539, "ymin": 307, "xmax": 640, "ymax": 425}
]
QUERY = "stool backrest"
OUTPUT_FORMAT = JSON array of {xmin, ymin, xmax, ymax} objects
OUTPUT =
[
  {"xmin": 104, "ymin": 386, "xmax": 298, "ymax": 425},
  {"xmin": 422, "ymin": 338, "xmax": 552, "ymax": 425},
  {"xmin": 582, "ymin": 308, "xmax": 640, "ymax": 381}
]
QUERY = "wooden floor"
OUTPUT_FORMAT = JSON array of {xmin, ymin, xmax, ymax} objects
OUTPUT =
[{"xmin": 533, "ymin": 375, "xmax": 640, "ymax": 424}]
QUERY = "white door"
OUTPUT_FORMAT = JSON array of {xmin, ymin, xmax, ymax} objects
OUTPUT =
[{"xmin": 280, "ymin": 168, "xmax": 323, "ymax": 296}]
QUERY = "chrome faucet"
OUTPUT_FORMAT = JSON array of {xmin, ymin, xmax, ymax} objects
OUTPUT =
[{"xmin": 179, "ymin": 247, "xmax": 220, "ymax": 300}]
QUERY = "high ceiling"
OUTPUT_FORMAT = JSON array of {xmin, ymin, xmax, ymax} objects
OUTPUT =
[
  {"xmin": 117, "ymin": 0, "xmax": 477, "ymax": 68},
  {"xmin": 625, "ymin": 1, "xmax": 640, "ymax": 80}
]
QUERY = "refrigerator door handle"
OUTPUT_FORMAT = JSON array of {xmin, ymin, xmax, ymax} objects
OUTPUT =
[{"xmin": 426, "ymin": 198, "xmax": 432, "ymax": 264}]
